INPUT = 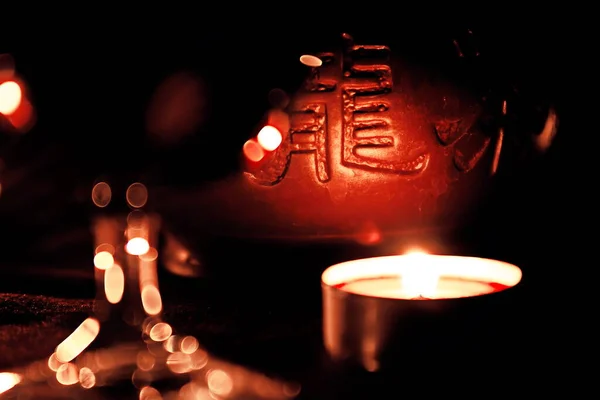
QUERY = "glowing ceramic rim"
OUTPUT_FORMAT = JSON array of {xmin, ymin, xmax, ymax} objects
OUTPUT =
[{"xmin": 322, "ymin": 255, "xmax": 522, "ymax": 297}]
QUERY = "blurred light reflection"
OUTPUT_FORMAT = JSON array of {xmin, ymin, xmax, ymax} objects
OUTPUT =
[
  {"xmin": 56, "ymin": 363, "xmax": 79, "ymax": 386},
  {"xmin": 0, "ymin": 372, "xmax": 21, "ymax": 394},
  {"xmin": 0, "ymin": 199, "xmax": 300, "ymax": 399},
  {"xmin": 149, "ymin": 322, "xmax": 172, "ymax": 342},
  {"xmin": 126, "ymin": 182, "xmax": 149, "ymax": 208},
  {"xmin": 127, "ymin": 237, "xmax": 150, "ymax": 256},
  {"xmin": 206, "ymin": 369, "xmax": 233, "ymax": 397},
  {"xmin": 257, "ymin": 125, "xmax": 283, "ymax": 151},
  {"xmin": 94, "ymin": 251, "xmax": 114, "ymax": 270},
  {"xmin": 55, "ymin": 318, "xmax": 100, "ymax": 363},
  {"xmin": 243, "ymin": 138, "xmax": 265, "ymax": 162},
  {"xmin": 137, "ymin": 351, "xmax": 156, "ymax": 372},
  {"xmin": 78, "ymin": 367, "xmax": 96, "ymax": 389},
  {"xmin": 2, "ymin": 339, "xmax": 301, "ymax": 399},
  {"xmin": 0, "ymin": 81, "xmax": 22, "ymax": 115},
  {"xmin": 104, "ymin": 264, "xmax": 125, "ymax": 304},
  {"xmin": 139, "ymin": 385, "xmax": 162, "ymax": 399},
  {"xmin": 180, "ymin": 336, "xmax": 199, "ymax": 354},
  {"xmin": 47, "ymin": 352, "xmax": 62, "ymax": 372},
  {"xmin": 91, "ymin": 182, "xmax": 112, "ymax": 208}
]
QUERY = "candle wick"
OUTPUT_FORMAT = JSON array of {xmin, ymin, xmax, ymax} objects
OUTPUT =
[{"xmin": 411, "ymin": 295, "xmax": 430, "ymax": 300}]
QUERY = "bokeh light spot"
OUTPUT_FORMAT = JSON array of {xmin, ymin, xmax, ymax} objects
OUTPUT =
[
  {"xmin": 243, "ymin": 139, "xmax": 265, "ymax": 162},
  {"xmin": 126, "ymin": 183, "xmax": 148, "ymax": 208},
  {"xmin": 257, "ymin": 125, "xmax": 282, "ymax": 151},
  {"xmin": 299, "ymin": 55, "xmax": 322, "ymax": 67},
  {"xmin": 126, "ymin": 238, "xmax": 150, "ymax": 256},
  {"xmin": 149, "ymin": 322, "xmax": 172, "ymax": 342},
  {"xmin": 94, "ymin": 251, "xmax": 114, "ymax": 270},
  {"xmin": 0, "ymin": 81, "xmax": 21, "ymax": 115},
  {"xmin": 91, "ymin": 182, "xmax": 112, "ymax": 208},
  {"xmin": 207, "ymin": 369, "xmax": 233, "ymax": 397}
]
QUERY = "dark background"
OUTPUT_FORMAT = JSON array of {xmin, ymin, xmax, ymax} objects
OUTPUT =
[{"xmin": 0, "ymin": 14, "xmax": 580, "ymax": 397}]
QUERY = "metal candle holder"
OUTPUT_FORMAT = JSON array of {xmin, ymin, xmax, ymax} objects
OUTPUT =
[{"xmin": 321, "ymin": 254, "xmax": 523, "ymax": 372}]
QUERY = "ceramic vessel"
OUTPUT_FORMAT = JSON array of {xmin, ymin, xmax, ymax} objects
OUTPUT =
[{"xmin": 157, "ymin": 33, "xmax": 557, "ymax": 248}]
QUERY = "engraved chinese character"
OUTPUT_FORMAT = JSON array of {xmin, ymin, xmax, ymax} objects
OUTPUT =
[
  {"xmin": 245, "ymin": 103, "xmax": 329, "ymax": 186},
  {"xmin": 340, "ymin": 34, "xmax": 429, "ymax": 174}
]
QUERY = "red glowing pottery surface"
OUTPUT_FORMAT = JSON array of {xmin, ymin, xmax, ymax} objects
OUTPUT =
[{"xmin": 163, "ymin": 34, "xmax": 550, "ymax": 242}]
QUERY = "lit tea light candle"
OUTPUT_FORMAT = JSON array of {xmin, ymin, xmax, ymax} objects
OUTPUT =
[
  {"xmin": 321, "ymin": 253, "xmax": 523, "ymax": 372},
  {"xmin": 324, "ymin": 252, "xmax": 522, "ymax": 300}
]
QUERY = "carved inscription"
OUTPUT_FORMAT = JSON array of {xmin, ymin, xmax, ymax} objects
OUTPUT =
[
  {"xmin": 247, "ymin": 34, "xmax": 431, "ymax": 186},
  {"xmin": 340, "ymin": 34, "xmax": 429, "ymax": 174},
  {"xmin": 246, "ymin": 103, "xmax": 329, "ymax": 186},
  {"xmin": 434, "ymin": 118, "xmax": 491, "ymax": 173}
]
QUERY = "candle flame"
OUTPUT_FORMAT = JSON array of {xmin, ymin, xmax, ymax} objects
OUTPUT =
[{"xmin": 401, "ymin": 251, "xmax": 440, "ymax": 299}]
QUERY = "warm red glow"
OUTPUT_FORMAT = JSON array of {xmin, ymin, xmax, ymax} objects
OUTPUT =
[
  {"xmin": 146, "ymin": 71, "xmax": 207, "ymax": 145},
  {"xmin": 257, "ymin": 125, "xmax": 282, "ymax": 151},
  {"xmin": 0, "ymin": 80, "xmax": 21, "ymax": 115},
  {"xmin": 535, "ymin": 108, "xmax": 559, "ymax": 152},
  {"xmin": 243, "ymin": 139, "xmax": 264, "ymax": 162},
  {"xmin": 355, "ymin": 221, "xmax": 382, "ymax": 245},
  {"xmin": 323, "ymin": 254, "xmax": 522, "ymax": 300},
  {"xmin": 266, "ymin": 109, "xmax": 290, "ymax": 136},
  {"xmin": 0, "ymin": 54, "xmax": 15, "ymax": 80},
  {"xmin": 6, "ymin": 97, "xmax": 35, "ymax": 132}
]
